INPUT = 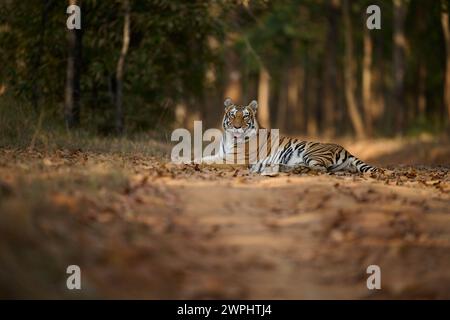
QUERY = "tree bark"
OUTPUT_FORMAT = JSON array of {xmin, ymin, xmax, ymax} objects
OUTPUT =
[
  {"xmin": 372, "ymin": 34, "xmax": 386, "ymax": 130},
  {"xmin": 258, "ymin": 67, "xmax": 271, "ymax": 128},
  {"xmin": 322, "ymin": 0, "xmax": 340, "ymax": 137},
  {"xmin": 342, "ymin": 0, "xmax": 366, "ymax": 138},
  {"xmin": 417, "ymin": 62, "xmax": 427, "ymax": 119},
  {"xmin": 304, "ymin": 49, "xmax": 318, "ymax": 137},
  {"xmin": 31, "ymin": 0, "xmax": 53, "ymax": 111},
  {"xmin": 64, "ymin": 0, "xmax": 82, "ymax": 129},
  {"xmin": 115, "ymin": 0, "xmax": 130, "ymax": 135},
  {"xmin": 276, "ymin": 70, "xmax": 288, "ymax": 130},
  {"xmin": 362, "ymin": 22, "xmax": 374, "ymax": 136},
  {"xmin": 287, "ymin": 63, "xmax": 303, "ymax": 133},
  {"xmin": 224, "ymin": 49, "xmax": 242, "ymax": 103},
  {"xmin": 393, "ymin": 0, "xmax": 408, "ymax": 134},
  {"xmin": 441, "ymin": 0, "xmax": 450, "ymax": 123}
]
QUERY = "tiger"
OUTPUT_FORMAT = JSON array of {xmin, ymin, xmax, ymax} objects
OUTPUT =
[{"xmin": 201, "ymin": 98, "xmax": 379, "ymax": 176}]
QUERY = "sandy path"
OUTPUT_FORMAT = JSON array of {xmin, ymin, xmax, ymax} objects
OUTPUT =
[
  {"xmin": 148, "ymin": 172, "xmax": 450, "ymax": 299},
  {"xmin": 1, "ymin": 148, "xmax": 449, "ymax": 299}
]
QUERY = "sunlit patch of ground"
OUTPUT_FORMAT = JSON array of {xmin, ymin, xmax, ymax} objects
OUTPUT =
[{"xmin": 0, "ymin": 138, "xmax": 449, "ymax": 299}]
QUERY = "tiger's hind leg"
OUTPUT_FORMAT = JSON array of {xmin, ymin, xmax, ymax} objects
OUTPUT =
[
  {"xmin": 328, "ymin": 153, "xmax": 377, "ymax": 174},
  {"xmin": 325, "ymin": 149, "xmax": 359, "ymax": 174},
  {"xmin": 327, "ymin": 160, "xmax": 356, "ymax": 174}
]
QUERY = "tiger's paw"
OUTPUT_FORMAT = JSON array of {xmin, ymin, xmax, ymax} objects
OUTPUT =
[
  {"xmin": 328, "ymin": 171, "xmax": 348, "ymax": 176},
  {"xmin": 261, "ymin": 165, "xmax": 280, "ymax": 177}
]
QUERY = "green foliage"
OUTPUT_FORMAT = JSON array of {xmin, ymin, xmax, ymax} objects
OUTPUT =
[
  {"xmin": 0, "ymin": 0, "xmax": 225, "ymax": 133},
  {"xmin": 0, "ymin": 0, "xmax": 448, "ymax": 137}
]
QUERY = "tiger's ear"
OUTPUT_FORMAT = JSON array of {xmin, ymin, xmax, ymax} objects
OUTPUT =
[
  {"xmin": 248, "ymin": 100, "xmax": 258, "ymax": 112},
  {"xmin": 224, "ymin": 97, "xmax": 233, "ymax": 109}
]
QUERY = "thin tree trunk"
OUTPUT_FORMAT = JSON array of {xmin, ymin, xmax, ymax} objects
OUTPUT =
[
  {"xmin": 417, "ymin": 62, "xmax": 427, "ymax": 119},
  {"xmin": 224, "ymin": 49, "xmax": 242, "ymax": 102},
  {"xmin": 64, "ymin": 0, "xmax": 82, "ymax": 129},
  {"xmin": 372, "ymin": 33, "xmax": 386, "ymax": 131},
  {"xmin": 115, "ymin": 0, "xmax": 130, "ymax": 135},
  {"xmin": 336, "ymin": 69, "xmax": 347, "ymax": 135},
  {"xmin": 258, "ymin": 67, "xmax": 270, "ymax": 128},
  {"xmin": 287, "ymin": 63, "xmax": 302, "ymax": 133},
  {"xmin": 371, "ymin": 65, "xmax": 385, "ymax": 125},
  {"xmin": 362, "ymin": 23, "xmax": 374, "ymax": 136},
  {"xmin": 342, "ymin": 0, "xmax": 366, "ymax": 138},
  {"xmin": 203, "ymin": 73, "xmax": 218, "ymax": 128},
  {"xmin": 304, "ymin": 51, "xmax": 318, "ymax": 137},
  {"xmin": 31, "ymin": 0, "xmax": 53, "ymax": 111},
  {"xmin": 441, "ymin": 0, "xmax": 450, "ymax": 123},
  {"xmin": 393, "ymin": 0, "xmax": 408, "ymax": 134},
  {"xmin": 292, "ymin": 63, "xmax": 305, "ymax": 134},
  {"xmin": 276, "ymin": 70, "xmax": 288, "ymax": 129},
  {"xmin": 322, "ymin": 0, "xmax": 340, "ymax": 138}
]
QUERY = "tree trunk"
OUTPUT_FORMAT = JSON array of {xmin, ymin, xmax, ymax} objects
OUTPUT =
[
  {"xmin": 64, "ymin": 0, "xmax": 82, "ymax": 129},
  {"xmin": 224, "ymin": 49, "xmax": 242, "ymax": 103},
  {"xmin": 287, "ymin": 63, "xmax": 303, "ymax": 133},
  {"xmin": 362, "ymin": 22, "xmax": 374, "ymax": 136},
  {"xmin": 31, "ymin": 0, "xmax": 53, "ymax": 111},
  {"xmin": 393, "ymin": 0, "xmax": 408, "ymax": 134},
  {"xmin": 276, "ymin": 70, "xmax": 288, "ymax": 130},
  {"xmin": 372, "ymin": 33, "xmax": 386, "ymax": 131},
  {"xmin": 417, "ymin": 62, "xmax": 427, "ymax": 119},
  {"xmin": 322, "ymin": 0, "xmax": 340, "ymax": 138},
  {"xmin": 441, "ymin": 0, "xmax": 450, "ymax": 123},
  {"xmin": 304, "ymin": 50, "xmax": 318, "ymax": 137},
  {"xmin": 342, "ymin": 0, "xmax": 366, "ymax": 139},
  {"xmin": 115, "ymin": 0, "xmax": 130, "ymax": 135},
  {"xmin": 258, "ymin": 67, "xmax": 271, "ymax": 128}
]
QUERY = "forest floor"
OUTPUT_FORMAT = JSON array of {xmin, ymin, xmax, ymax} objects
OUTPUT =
[{"xmin": 1, "ymin": 137, "xmax": 450, "ymax": 299}]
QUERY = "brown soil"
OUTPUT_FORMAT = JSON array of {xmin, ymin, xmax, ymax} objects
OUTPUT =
[{"xmin": 0, "ymin": 139, "xmax": 449, "ymax": 299}]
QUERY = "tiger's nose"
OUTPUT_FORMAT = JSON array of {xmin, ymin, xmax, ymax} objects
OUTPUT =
[{"xmin": 233, "ymin": 118, "xmax": 243, "ymax": 128}]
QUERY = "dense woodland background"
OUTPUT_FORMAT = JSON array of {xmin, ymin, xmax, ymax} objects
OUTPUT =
[{"xmin": 1, "ymin": 0, "xmax": 450, "ymax": 144}]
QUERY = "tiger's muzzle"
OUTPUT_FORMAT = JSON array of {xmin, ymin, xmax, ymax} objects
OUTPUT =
[{"xmin": 231, "ymin": 112, "xmax": 248, "ymax": 129}]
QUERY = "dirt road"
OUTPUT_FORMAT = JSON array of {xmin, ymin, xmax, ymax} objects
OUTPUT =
[
  {"xmin": 155, "ymin": 168, "xmax": 450, "ymax": 299},
  {"xmin": 0, "ymin": 140, "xmax": 449, "ymax": 299}
]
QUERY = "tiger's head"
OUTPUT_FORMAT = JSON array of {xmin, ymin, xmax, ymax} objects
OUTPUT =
[{"xmin": 222, "ymin": 98, "xmax": 259, "ymax": 139}]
